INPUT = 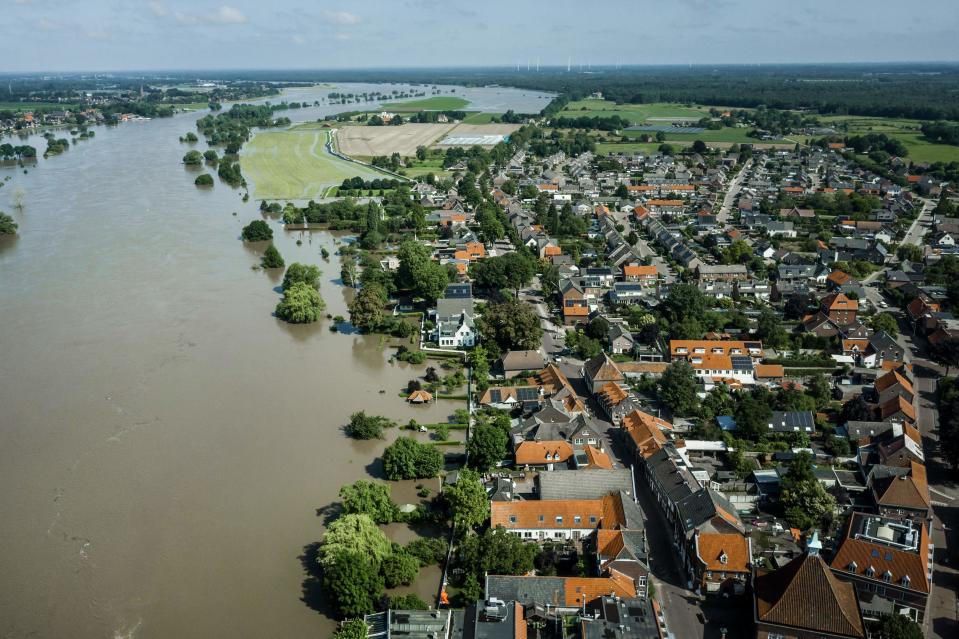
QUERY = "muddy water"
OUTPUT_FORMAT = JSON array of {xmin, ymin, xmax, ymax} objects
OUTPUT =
[{"xmin": 0, "ymin": 83, "xmax": 548, "ymax": 638}]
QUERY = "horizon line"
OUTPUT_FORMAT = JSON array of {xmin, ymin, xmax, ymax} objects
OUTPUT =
[{"xmin": 3, "ymin": 60, "xmax": 959, "ymax": 77}]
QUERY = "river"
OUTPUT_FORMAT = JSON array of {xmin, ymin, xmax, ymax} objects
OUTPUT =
[{"xmin": 0, "ymin": 83, "xmax": 552, "ymax": 638}]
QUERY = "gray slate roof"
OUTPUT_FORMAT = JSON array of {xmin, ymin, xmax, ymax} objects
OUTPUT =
[{"xmin": 537, "ymin": 468, "xmax": 635, "ymax": 501}]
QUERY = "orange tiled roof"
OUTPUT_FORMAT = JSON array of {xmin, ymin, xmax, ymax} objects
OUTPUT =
[
  {"xmin": 563, "ymin": 305, "xmax": 589, "ymax": 317},
  {"xmin": 879, "ymin": 395, "xmax": 916, "ymax": 422},
  {"xmin": 563, "ymin": 572, "xmax": 636, "ymax": 606},
  {"xmin": 827, "ymin": 270, "xmax": 852, "ymax": 286},
  {"xmin": 584, "ymin": 445, "xmax": 614, "ymax": 469},
  {"xmin": 754, "ymin": 364, "xmax": 784, "ymax": 379},
  {"xmin": 670, "ymin": 339, "xmax": 763, "ymax": 358},
  {"xmin": 598, "ymin": 381, "xmax": 629, "ymax": 406},
  {"xmin": 514, "ymin": 440, "xmax": 573, "ymax": 466},
  {"xmin": 491, "ymin": 494, "xmax": 627, "ymax": 530},
  {"xmin": 647, "ymin": 199, "xmax": 684, "ymax": 207},
  {"xmin": 623, "ymin": 411, "xmax": 668, "ymax": 458},
  {"xmin": 831, "ymin": 516, "xmax": 929, "ymax": 594},
  {"xmin": 622, "ymin": 264, "xmax": 658, "ymax": 278},
  {"xmin": 875, "ymin": 370, "xmax": 914, "ymax": 397},
  {"xmin": 596, "ymin": 529, "xmax": 626, "ymax": 558},
  {"xmin": 696, "ymin": 533, "xmax": 750, "ymax": 573},
  {"xmin": 823, "ymin": 292, "xmax": 858, "ymax": 312}
]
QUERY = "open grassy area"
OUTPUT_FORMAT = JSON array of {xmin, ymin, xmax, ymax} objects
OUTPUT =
[
  {"xmin": 559, "ymin": 99, "xmax": 712, "ymax": 125},
  {"xmin": 461, "ymin": 112, "xmax": 502, "ymax": 124},
  {"xmin": 809, "ymin": 114, "xmax": 959, "ymax": 163},
  {"xmin": 241, "ymin": 129, "xmax": 392, "ymax": 200},
  {"xmin": 383, "ymin": 96, "xmax": 470, "ymax": 111},
  {"xmin": 0, "ymin": 102, "xmax": 80, "ymax": 112},
  {"xmin": 595, "ymin": 141, "xmax": 664, "ymax": 156},
  {"xmin": 622, "ymin": 127, "xmax": 775, "ymax": 144}
]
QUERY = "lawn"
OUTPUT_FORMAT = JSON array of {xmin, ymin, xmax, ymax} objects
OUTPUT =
[
  {"xmin": 559, "ymin": 99, "xmax": 712, "ymax": 125},
  {"xmin": 241, "ymin": 129, "xmax": 393, "ymax": 200},
  {"xmin": 382, "ymin": 96, "xmax": 471, "ymax": 111},
  {"xmin": 0, "ymin": 102, "xmax": 80, "ymax": 112}
]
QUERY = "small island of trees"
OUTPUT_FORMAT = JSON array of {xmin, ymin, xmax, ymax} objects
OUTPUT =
[
  {"xmin": 182, "ymin": 150, "xmax": 203, "ymax": 165},
  {"xmin": 260, "ymin": 244, "xmax": 284, "ymax": 268},
  {"xmin": 241, "ymin": 220, "xmax": 272, "ymax": 241},
  {"xmin": 274, "ymin": 262, "xmax": 325, "ymax": 323},
  {"xmin": 0, "ymin": 211, "xmax": 18, "ymax": 236},
  {"xmin": 194, "ymin": 173, "xmax": 214, "ymax": 187}
]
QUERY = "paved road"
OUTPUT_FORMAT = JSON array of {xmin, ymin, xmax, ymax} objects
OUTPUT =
[
  {"xmin": 903, "ymin": 198, "xmax": 935, "ymax": 247},
  {"xmin": 717, "ymin": 158, "xmax": 752, "ymax": 223},
  {"xmin": 912, "ymin": 361, "xmax": 959, "ymax": 638}
]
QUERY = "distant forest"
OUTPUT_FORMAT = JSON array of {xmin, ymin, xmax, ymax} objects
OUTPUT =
[
  {"xmin": 3, "ymin": 64, "xmax": 959, "ymax": 121},
  {"xmin": 181, "ymin": 64, "xmax": 959, "ymax": 121}
]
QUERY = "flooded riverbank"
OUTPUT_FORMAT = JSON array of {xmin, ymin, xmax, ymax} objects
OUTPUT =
[{"xmin": 0, "ymin": 83, "xmax": 550, "ymax": 638}]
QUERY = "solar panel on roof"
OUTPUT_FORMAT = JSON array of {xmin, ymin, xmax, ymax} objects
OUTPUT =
[
  {"xmin": 517, "ymin": 387, "xmax": 539, "ymax": 401},
  {"xmin": 731, "ymin": 356, "xmax": 753, "ymax": 371}
]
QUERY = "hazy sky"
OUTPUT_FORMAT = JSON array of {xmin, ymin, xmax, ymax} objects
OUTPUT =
[{"xmin": 2, "ymin": 0, "xmax": 958, "ymax": 72}]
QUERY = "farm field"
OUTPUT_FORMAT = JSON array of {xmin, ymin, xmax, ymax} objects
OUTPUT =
[
  {"xmin": 241, "ymin": 128, "xmax": 390, "ymax": 200},
  {"xmin": 559, "ymin": 99, "xmax": 712, "ymax": 124},
  {"xmin": 382, "ymin": 96, "xmax": 470, "ymax": 111},
  {"xmin": 336, "ymin": 122, "xmax": 521, "ymax": 157},
  {"xmin": 0, "ymin": 101, "xmax": 80, "ymax": 112},
  {"xmin": 623, "ymin": 127, "xmax": 776, "ymax": 144},
  {"xmin": 336, "ymin": 123, "xmax": 456, "ymax": 157}
]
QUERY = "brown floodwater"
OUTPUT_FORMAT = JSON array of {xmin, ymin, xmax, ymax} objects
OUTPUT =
[{"xmin": 0, "ymin": 83, "xmax": 550, "ymax": 638}]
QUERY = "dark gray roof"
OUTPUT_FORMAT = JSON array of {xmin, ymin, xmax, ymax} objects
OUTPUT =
[
  {"xmin": 445, "ymin": 283, "xmax": 473, "ymax": 299},
  {"xmin": 767, "ymin": 411, "xmax": 816, "ymax": 433},
  {"xmin": 538, "ymin": 468, "xmax": 634, "ymax": 501},
  {"xmin": 500, "ymin": 350, "xmax": 546, "ymax": 372},
  {"xmin": 485, "ymin": 575, "xmax": 566, "ymax": 608},
  {"xmin": 582, "ymin": 597, "xmax": 660, "ymax": 639}
]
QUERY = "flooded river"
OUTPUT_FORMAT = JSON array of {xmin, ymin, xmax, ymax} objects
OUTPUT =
[{"xmin": 0, "ymin": 83, "xmax": 551, "ymax": 638}]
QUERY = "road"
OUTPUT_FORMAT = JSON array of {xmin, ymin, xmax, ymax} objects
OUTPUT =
[
  {"xmin": 912, "ymin": 360, "xmax": 959, "ymax": 638},
  {"xmin": 717, "ymin": 158, "xmax": 752, "ymax": 223},
  {"xmin": 903, "ymin": 198, "xmax": 935, "ymax": 247}
]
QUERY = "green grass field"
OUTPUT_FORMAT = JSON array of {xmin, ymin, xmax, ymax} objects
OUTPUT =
[
  {"xmin": 810, "ymin": 114, "xmax": 959, "ymax": 163},
  {"xmin": 383, "ymin": 96, "xmax": 470, "ymax": 111},
  {"xmin": 461, "ymin": 112, "xmax": 502, "ymax": 124},
  {"xmin": 623, "ymin": 127, "xmax": 773, "ymax": 144},
  {"xmin": 241, "ymin": 129, "xmax": 392, "ymax": 200},
  {"xmin": 559, "ymin": 99, "xmax": 712, "ymax": 125}
]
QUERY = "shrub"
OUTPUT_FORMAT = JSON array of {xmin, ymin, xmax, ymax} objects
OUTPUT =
[
  {"xmin": 194, "ymin": 173, "xmax": 214, "ymax": 187},
  {"xmin": 346, "ymin": 411, "xmax": 394, "ymax": 440},
  {"xmin": 261, "ymin": 244, "xmax": 284, "ymax": 268},
  {"xmin": 182, "ymin": 150, "xmax": 203, "ymax": 165}
]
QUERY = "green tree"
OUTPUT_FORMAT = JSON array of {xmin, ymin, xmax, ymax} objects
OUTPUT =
[
  {"xmin": 241, "ymin": 219, "xmax": 273, "ymax": 241},
  {"xmin": 261, "ymin": 244, "xmax": 284, "ymax": 268},
  {"xmin": 323, "ymin": 549, "xmax": 384, "ymax": 618},
  {"xmin": 381, "ymin": 550, "xmax": 420, "ymax": 588},
  {"xmin": 405, "ymin": 538, "xmax": 447, "ymax": 566},
  {"xmin": 780, "ymin": 451, "xmax": 836, "ymax": 530},
  {"xmin": 348, "ymin": 284, "xmax": 387, "ymax": 332},
  {"xmin": 477, "ymin": 300, "xmax": 543, "ymax": 352},
  {"xmin": 457, "ymin": 526, "xmax": 537, "ymax": 579},
  {"xmin": 444, "ymin": 469, "xmax": 490, "ymax": 530},
  {"xmin": 383, "ymin": 437, "xmax": 443, "ymax": 480},
  {"xmin": 182, "ymin": 149, "xmax": 203, "ymax": 165},
  {"xmin": 346, "ymin": 411, "xmax": 393, "ymax": 440},
  {"xmin": 756, "ymin": 307, "xmax": 789, "ymax": 349},
  {"xmin": 807, "ymin": 373, "xmax": 831, "ymax": 409},
  {"xmin": 395, "ymin": 240, "xmax": 449, "ymax": 302},
  {"xmin": 468, "ymin": 345, "xmax": 490, "ymax": 392},
  {"xmin": 660, "ymin": 283, "xmax": 706, "ymax": 324},
  {"xmin": 333, "ymin": 619, "xmax": 370, "ymax": 639},
  {"xmin": 388, "ymin": 594, "xmax": 429, "ymax": 610},
  {"xmin": 868, "ymin": 614, "xmax": 923, "ymax": 639},
  {"xmin": 565, "ymin": 330, "xmax": 603, "ymax": 359},
  {"xmin": 320, "ymin": 513, "xmax": 393, "ymax": 567},
  {"xmin": 734, "ymin": 389, "xmax": 774, "ymax": 440},
  {"xmin": 466, "ymin": 423, "xmax": 509, "ymax": 471},
  {"xmin": 275, "ymin": 281, "xmax": 325, "ymax": 323},
  {"xmin": 339, "ymin": 480, "xmax": 397, "ymax": 523},
  {"xmin": 194, "ymin": 173, "xmax": 214, "ymax": 187},
  {"xmin": 282, "ymin": 262, "xmax": 322, "ymax": 291},
  {"xmin": 659, "ymin": 361, "xmax": 699, "ymax": 416},
  {"xmin": 896, "ymin": 243, "xmax": 923, "ymax": 262},
  {"xmin": 870, "ymin": 312, "xmax": 899, "ymax": 337},
  {"xmin": 0, "ymin": 212, "xmax": 18, "ymax": 236},
  {"xmin": 471, "ymin": 253, "xmax": 536, "ymax": 295},
  {"xmin": 692, "ymin": 139, "xmax": 708, "ymax": 154}
]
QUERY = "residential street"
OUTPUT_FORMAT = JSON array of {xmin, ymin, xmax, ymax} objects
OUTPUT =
[{"xmin": 717, "ymin": 158, "xmax": 752, "ymax": 223}]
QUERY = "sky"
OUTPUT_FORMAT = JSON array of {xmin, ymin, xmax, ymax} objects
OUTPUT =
[{"xmin": 2, "ymin": 0, "xmax": 958, "ymax": 73}]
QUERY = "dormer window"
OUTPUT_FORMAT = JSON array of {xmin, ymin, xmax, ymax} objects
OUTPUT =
[
  {"xmin": 882, "ymin": 571, "xmax": 892, "ymax": 583},
  {"xmin": 555, "ymin": 516, "xmax": 563, "ymax": 524},
  {"xmin": 901, "ymin": 575, "xmax": 911, "ymax": 587},
  {"xmin": 865, "ymin": 566, "xmax": 875, "ymax": 578},
  {"xmin": 719, "ymin": 552, "xmax": 728, "ymax": 565},
  {"xmin": 848, "ymin": 561, "xmax": 857, "ymax": 571}
]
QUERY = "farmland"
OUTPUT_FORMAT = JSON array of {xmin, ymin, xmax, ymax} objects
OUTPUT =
[
  {"xmin": 817, "ymin": 114, "xmax": 959, "ymax": 163},
  {"xmin": 241, "ymin": 128, "xmax": 390, "ymax": 200},
  {"xmin": 336, "ymin": 122, "xmax": 521, "ymax": 157},
  {"xmin": 336, "ymin": 123, "xmax": 456, "ymax": 157},
  {"xmin": 382, "ymin": 96, "xmax": 471, "ymax": 111}
]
